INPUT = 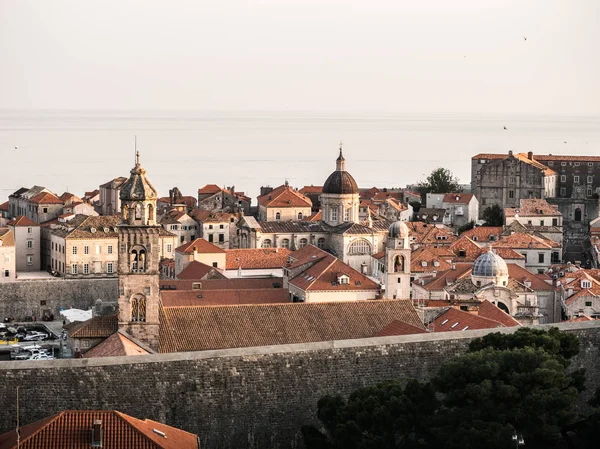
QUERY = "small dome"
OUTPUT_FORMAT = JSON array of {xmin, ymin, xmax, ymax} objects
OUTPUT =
[
  {"xmin": 472, "ymin": 251, "xmax": 509, "ymax": 278},
  {"xmin": 322, "ymin": 147, "xmax": 359, "ymax": 194},
  {"xmin": 120, "ymin": 151, "xmax": 158, "ymax": 201},
  {"xmin": 389, "ymin": 220, "xmax": 409, "ymax": 238}
]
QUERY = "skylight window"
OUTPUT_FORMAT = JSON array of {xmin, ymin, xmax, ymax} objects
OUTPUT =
[
  {"xmin": 440, "ymin": 319, "xmax": 449, "ymax": 325},
  {"xmin": 451, "ymin": 322, "xmax": 459, "ymax": 329}
]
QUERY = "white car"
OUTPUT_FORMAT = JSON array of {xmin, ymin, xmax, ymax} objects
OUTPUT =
[
  {"xmin": 23, "ymin": 331, "xmax": 48, "ymax": 341},
  {"xmin": 29, "ymin": 353, "xmax": 55, "ymax": 360}
]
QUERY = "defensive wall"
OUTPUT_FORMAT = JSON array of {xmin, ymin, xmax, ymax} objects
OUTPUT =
[
  {"xmin": 0, "ymin": 321, "xmax": 599, "ymax": 448},
  {"xmin": 0, "ymin": 278, "xmax": 117, "ymax": 320}
]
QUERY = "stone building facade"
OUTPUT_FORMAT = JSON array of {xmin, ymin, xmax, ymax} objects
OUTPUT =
[
  {"xmin": 0, "ymin": 228, "xmax": 16, "ymax": 281},
  {"xmin": 7, "ymin": 216, "xmax": 40, "ymax": 272}
]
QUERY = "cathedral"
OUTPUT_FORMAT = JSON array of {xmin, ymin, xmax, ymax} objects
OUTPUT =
[{"xmin": 237, "ymin": 147, "xmax": 393, "ymax": 273}]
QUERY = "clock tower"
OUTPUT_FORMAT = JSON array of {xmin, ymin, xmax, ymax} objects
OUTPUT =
[{"xmin": 117, "ymin": 151, "xmax": 161, "ymax": 350}]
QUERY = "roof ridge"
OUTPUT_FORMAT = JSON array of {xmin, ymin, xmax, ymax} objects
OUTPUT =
[
  {"xmin": 113, "ymin": 411, "xmax": 163, "ymax": 448},
  {"xmin": 16, "ymin": 410, "xmax": 66, "ymax": 446}
]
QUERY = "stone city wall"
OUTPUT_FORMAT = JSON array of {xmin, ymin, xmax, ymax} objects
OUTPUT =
[
  {"xmin": 0, "ymin": 321, "xmax": 598, "ymax": 449},
  {"xmin": 0, "ymin": 278, "xmax": 117, "ymax": 320}
]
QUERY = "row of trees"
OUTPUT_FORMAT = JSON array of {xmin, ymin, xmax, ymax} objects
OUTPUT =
[{"xmin": 302, "ymin": 328, "xmax": 600, "ymax": 448}]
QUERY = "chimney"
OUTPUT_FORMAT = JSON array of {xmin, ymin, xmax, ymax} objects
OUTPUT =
[
  {"xmin": 528, "ymin": 151, "xmax": 533, "ymax": 160},
  {"xmin": 92, "ymin": 419, "xmax": 103, "ymax": 447}
]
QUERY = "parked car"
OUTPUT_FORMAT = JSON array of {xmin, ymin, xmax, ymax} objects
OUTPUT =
[
  {"xmin": 23, "ymin": 331, "xmax": 48, "ymax": 341},
  {"xmin": 29, "ymin": 353, "xmax": 55, "ymax": 361}
]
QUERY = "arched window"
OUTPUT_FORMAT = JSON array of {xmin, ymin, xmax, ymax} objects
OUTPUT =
[
  {"xmin": 147, "ymin": 204, "xmax": 154, "ymax": 222},
  {"xmin": 348, "ymin": 239, "xmax": 372, "ymax": 255},
  {"xmin": 281, "ymin": 239, "xmax": 290, "ymax": 248},
  {"xmin": 122, "ymin": 205, "xmax": 129, "ymax": 221},
  {"xmin": 130, "ymin": 246, "xmax": 146, "ymax": 272},
  {"xmin": 317, "ymin": 237, "xmax": 326, "ymax": 249},
  {"xmin": 298, "ymin": 212, "xmax": 303, "ymax": 220},
  {"xmin": 394, "ymin": 255, "xmax": 405, "ymax": 273},
  {"xmin": 130, "ymin": 295, "xmax": 146, "ymax": 322},
  {"xmin": 262, "ymin": 239, "xmax": 272, "ymax": 248},
  {"xmin": 135, "ymin": 203, "xmax": 143, "ymax": 220},
  {"xmin": 299, "ymin": 238, "xmax": 308, "ymax": 248},
  {"xmin": 275, "ymin": 212, "xmax": 281, "ymax": 220}
]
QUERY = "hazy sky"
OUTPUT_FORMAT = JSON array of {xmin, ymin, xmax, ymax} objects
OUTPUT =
[{"xmin": 1, "ymin": 0, "xmax": 599, "ymax": 114}]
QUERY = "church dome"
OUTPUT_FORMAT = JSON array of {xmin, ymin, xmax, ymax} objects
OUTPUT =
[
  {"xmin": 120, "ymin": 152, "xmax": 158, "ymax": 202},
  {"xmin": 472, "ymin": 251, "xmax": 509, "ymax": 278},
  {"xmin": 389, "ymin": 220, "xmax": 409, "ymax": 239},
  {"xmin": 322, "ymin": 148, "xmax": 359, "ymax": 195}
]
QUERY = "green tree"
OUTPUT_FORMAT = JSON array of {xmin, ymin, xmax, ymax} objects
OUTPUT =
[
  {"xmin": 418, "ymin": 168, "xmax": 462, "ymax": 194},
  {"xmin": 456, "ymin": 220, "xmax": 475, "ymax": 234},
  {"xmin": 481, "ymin": 204, "xmax": 504, "ymax": 226},
  {"xmin": 302, "ymin": 379, "xmax": 438, "ymax": 449}
]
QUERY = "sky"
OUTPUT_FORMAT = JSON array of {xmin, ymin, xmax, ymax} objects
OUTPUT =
[{"xmin": 0, "ymin": 0, "xmax": 599, "ymax": 115}]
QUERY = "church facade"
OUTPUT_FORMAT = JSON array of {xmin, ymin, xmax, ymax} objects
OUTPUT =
[{"xmin": 237, "ymin": 148, "xmax": 392, "ymax": 272}]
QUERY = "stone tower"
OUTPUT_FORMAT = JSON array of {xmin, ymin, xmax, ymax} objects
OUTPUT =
[
  {"xmin": 320, "ymin": 146, "xmax": 360, "ymax": 226},
  {"xmin": 384, "ymin": 220, "xmax": 411, "ymax": 299},
  {"xmin": 117, "ymin": 151, "xmax": 161, "ymax": 350}
]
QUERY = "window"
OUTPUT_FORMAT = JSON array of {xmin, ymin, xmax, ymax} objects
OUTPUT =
[
  {"xmin": 72, "ymin": 246, "xmax": 77, "ymax": 255},
  {"xmin": 575, "ymin": 162, "xmax": 580, "ymax": 166},
  {"xmin": 130, "ymin": 295, "xmax": 146, "ymax": 322},
  {"xmin": 574, "ymin": 176, "xmax": 580, "ymax": 183},
  {"xmin": 26, "ymin": 255, "xmax": 33, "ymax": 266},
  {"xmin": 299, "ymin": 238, "xmax": 308, "ymax": 248},
  {"xmin": 560, "ymin": 187, "xmax": 566, "ymax": 196},
  {"xmin": 71, "ymin": 264, "xmax": 78, "ymax": 274},
  {"xmin": 297, "ymin": 212, "xmax": 303, "ymax": 220},
  {"xmin": 220, "ymin": 224, "xmax": 224, "ymax": 229},
  {"xmin": 552, "ymin": 218, "xmax": 558, "ymax": 226},
  {"xmin": 218, "ymin": 234, "xmax": 224, "ymax": 243},
  {"xmin": 27, "ymin": 227, "xmax": 32, "ymax": 233},
  {"xmin": 348, "ymin": 239, "xmax": 372, "ymax": 255},
  {"xmin": 540, "ymin": 220, "xmax": 544, "ymax": 226},
  {"xmin": 107, "ymin": 262, "xmax": 114, "ymax": 274},
  {"xmin": 208, "ymin": 224, "xmax": 213, "ymax": 230},
  {"xmin": 180, "ymin": 235, "xmax": 185, "ymax": 243},
  {"xmin": 212, "ymin": 262, "xmax": 218, "ymax": 267},
  {"xmin": 27, "ymin": 240, "xmax": 33, "ymax": 249},
  {"xmin": 108, "ymin": 245, "xmax": 113, "ymax": 254},
  {"xmin": 275, "ymin": 212, "xmax": 281, "ymax": 220},
  {"xmin": 344, "ymin": 209, "xmax": 350, "ymax": 222},
  {"xmin": 548, "ymin": 161, "xmax": 554, "ymax": 166},
  {"xmin": 538, "ymin": 253, "xmax": 545, "ymax": 263},
  {"xmin": 508, "ymin": 190, "xmax": 514, "ymax": 199},
  {"xmin": 585, "ymin": 301, "xmax": 593, "ymax": 307},
  {"xmin": 262, "ymin": 239, "xmax": 272, "ymax": 248},
  {"xmin": 208, "ymin": 234, "xmax": 214, "ymax": 242},
  {"xmin": 331, "ymin": 209, "xmax": 337, "ymax": 221},
  {"xmin": 527, "ymin": 220, "xmax": 532, "ymax": 225},
  {"xmin": 42, "ymin": 207, "xmax": 48, "ymax": 213},
  {"xmin": 84, "ymin": 245, "xmax": 89, "ymax": 255},
  {"xmin": 280, "ymin": 239, "xmax": 290, "ymax": 248},
  {"xmin": 588, "ymin": 176, "xmax": 593, "ymax": 184},
  {"xmin": 581, "ymin": 280, "xmax": 592, "ymax": 288},
  {"xmin": 509, "ymin": 176, "xmax": 515, "ymax": 184},
  {"xmin": 551, "ymin": 252, "xmax": 560, "ymax": 263},
  {"xmin": 588, "ymin": 188, "xmax": 593, "ymax": 197},
  {"xmin": 317, "ymin": 238, "xmax": 326, "ymax": 249},
  {"xmin": 166, "ymin": 244, "xmax": 172, "ymax": 253},
  {"xmin": 83, "ymin": 263, "xmax": 90, "ymax": 274},
  {"xmin": 589, "ymin": 162, "xmax": 594, "ymax": 167},
  {"xmin": 560, "ymin": 175, "xmax": 566, "ymax": 182},
  {"xmin": 561, "ymin": 162, "xmax": 566, "ymax": 166},
  {"xmin": 3, "ymin": 269, "xmax": 9, "ymax": 278}
]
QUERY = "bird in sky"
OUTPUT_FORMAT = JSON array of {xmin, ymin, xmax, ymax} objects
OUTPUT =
[
  {"xmin": 14, "ymin": 146, "xmax": 18, "ymax": 150},
  {"xmin": 564, "ymin": 141, "xmax": 567, "ymax": 144},
  {"xmin": 523, "ymin": 36, "xmax": 527, "ymax": 41},
  {"xmin": 503, "ymin": 126, "xmax": 507, "ymax": 130}
]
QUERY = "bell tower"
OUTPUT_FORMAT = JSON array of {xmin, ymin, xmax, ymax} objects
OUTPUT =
[
  {"xmin": 117, "ymin": 151, "xmax": 161, "ymax": 350},
  {"xmin": 384, "ymin": 220, "xmax": 411, "ymax": 299}
]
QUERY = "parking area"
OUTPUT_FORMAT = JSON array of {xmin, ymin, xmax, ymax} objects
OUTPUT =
[{"xmin": 0, "ymin": 322, "xmax": 64, "ymax": 361}]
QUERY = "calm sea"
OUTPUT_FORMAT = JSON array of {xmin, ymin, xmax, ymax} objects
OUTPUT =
[{"xmin": 1, "ymin": 110, "xmax": 599, "ymax": 201}]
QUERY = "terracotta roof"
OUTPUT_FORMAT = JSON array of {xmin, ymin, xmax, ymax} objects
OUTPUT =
[
  {"xmin": 477, "ymin": 299, "xmax": 521, "ymax": 327},
  {"xmin": 443, "ymin": 193, "xmax": 474, "ymax": 204},
  {"xmin": 0, "ymin": 202, "xmax": 8, "ymax": 212},
  {"xmin": 461, "ymin": 226, "xmax": 503, "ymax": 243},
  {"xmin": 376, "ymin": 320, "xmax": 429, "ymax": 337},
  {"xmin": 160, "ymin": 288, "xmax": 289, "ymax": 307},
  {"xmin": 299, "ymin": 185, "xmax": 323, "ymax": 194},
  {"xmin": 198, "ymin": 184, "xmax": 222, "ymax": 195},
  {"xmin": 159, "ymin": 300, "xmax": 425, "ymax": 352},
  {"xmin": 568, "ymin": 315, "xmax": 596, "ymax": 322},
  {"xmin": 382, "ymin": 198, "xmax": 407, "ymax": 211},
  {"xmin": 430, "ymin": 307, "xmax": 504, "ymax": 332},
  {"xmin": 52, "ymin": 215, "xmax": 120, "ymax": 239},
  {"xmin": 289, "ymin": 255, "xmax": 380, "ymax": 292},
  {"xmin": 504, "ymin": 199, "xmax": 561, "ymax": 218},
  {"xmin": 29, "ymin": 191, "xmax": 63, "ymax": 205},
  {"xmin": 372, "ymin": 251, "xmax": 385, "ymax": 261},
  {"xmin": 7, "ymin": 216, "xmax": 40, "ymax": 227},
  {"xmin": 0, "ymin": 410, "xmax": 198, "ymax": 449},
  {"xmin": 417, "ymin": 263, "xmax": 473, "ymax": 292},
  {"xmin": 99, "ymin": 177, "xmax": 127, "ymax": 188},
  {"xmin": 566, "ymin": 287, "xmax": 600, "ymax": 305},
  {"xmin": 177, "ymin": 261, "xmax": 224, "ymax": 280},
  {"xmin": 190, "ymin": 209, "xmax": 235, "ymax": 223},
  {"xmin": 371, "ymin": 191, "xmax": 403, "ymax": 203},
  {"xmin": 69, "ymin": 314, "xmax": 118, "ymax": 339},
  {"xmin": 331, "ymin": 220, "xmax": 391, "ymax": 235},
  {"xmin": 258, "ymin": 220, "xmax": 330, "ymax": 234},
  {"xmin": 83, "ymin": 332, "xmax": 150, "ymax": 358},
  {"xmin": 160, "ymin": 277, "xmax": 284, "ymax": 291},
  {"xmin": 449, "ymin": 236, "xmax": 483, "ymax": 261},
  {"xmin": 59, "ymin": 192, "xmax": 83, "ymax": 203},
  {"xmin": 225, "ymin": 248, "xmax": 291, "ymax": 270},
  {"xmin": 257, "ymin": 184, "xmax": 312, "ymax": 208},
  {"xmin": 407, "ymin": 223, "xmax": 457, "ymax": 246},
  {"xmin": 493, "ymin": 232, "xmax": 559, "ymax": 249},
  {"xmin": 410, "ymin": 247, "xmax": 453, "ymax": 273},
  {"xmin": 533, "ymin": 154, "xmax": 600, "ymax": 162},
  {"xmin": 301, "ymin": 211, "xmax": 322, "ymax": 222},
  {"xmin": 285, "ymin": 244, "xmax": 330, "ymax": 268},
  {"xmin": 0, "ymin": 228, "xmax": 15, "ymax": 247},
  {"xmin": 514, "ymin": 153, "xmax": 557, "ymax": 176},
  {"xmin": 472, "ymin": 153, "xmax": 508, "ymax": 160},
  {"xmin": 175, "ymin": 238, "xmax": 225, "ymax": 255}
]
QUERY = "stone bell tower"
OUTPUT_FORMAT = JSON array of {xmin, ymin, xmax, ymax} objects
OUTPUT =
[
  {"xmin": 384, "ymin": 220, "xmax": 412, "ymax": 299},
  {"xmin": 117, "ymin": 151, "xmax": 161, "ymax": 350}
]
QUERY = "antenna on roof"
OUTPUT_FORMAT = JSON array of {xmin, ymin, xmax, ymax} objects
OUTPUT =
[{"xmin": 134, "ymin": 135, "xmax": 140, "ymax": 166}]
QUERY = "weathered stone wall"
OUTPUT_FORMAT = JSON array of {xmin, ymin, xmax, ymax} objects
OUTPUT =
[
  {"xmin": 0, "ymin": 278, "xmax": 117, "ymax": 320},
  {"xmin": 0, "ymin": 321, "xmax": 599, "ymax": 449}
]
